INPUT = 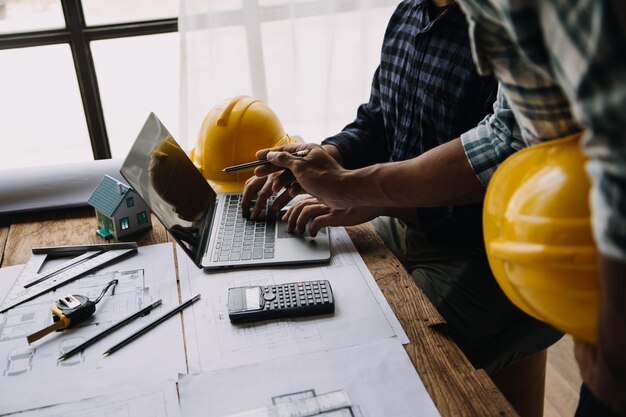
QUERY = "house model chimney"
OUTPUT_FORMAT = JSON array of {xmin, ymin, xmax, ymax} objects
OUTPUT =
[{"xmin": 118, "ymin": 182, "xmax": 124, "ymax": 195}]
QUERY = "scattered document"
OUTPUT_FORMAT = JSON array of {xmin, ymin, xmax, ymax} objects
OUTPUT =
[
  {"xmin": 178, "ymin": 227, "xmax": 408, "ymax": 372},
  {"xmin": 0, "ymin": 244, "xmax": 186, "ymax": 415},
  {"xmin": 325, "ymin": 227, "xmax": 408, "ymax": 342},
  {"xmin": 178, "ymin": 338, "xmax": 440, "ymax": 417},
  {"xmin": 1, "ymin": 379, "xmax": 180, "ymax": 417},
  {"xmin": 0, "ymin": 229, "xmax": 434, "ymax": 416}
]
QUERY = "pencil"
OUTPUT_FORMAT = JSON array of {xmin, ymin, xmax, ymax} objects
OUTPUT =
[
  {"xmin": 58, "ymin": 299, "xmax": 163, "ymax": 361},
  {"xmin": 102, "ymin": 294, "xmax": 201, "ymax": 356},
  {"xmin": 222, "ymin": 149, "xmax": 310, "ymax": 172}
]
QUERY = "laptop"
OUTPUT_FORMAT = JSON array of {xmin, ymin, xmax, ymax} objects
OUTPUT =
[{"xmin": 120, "ymin": 113, "xmax": 331, "ymax": 269}]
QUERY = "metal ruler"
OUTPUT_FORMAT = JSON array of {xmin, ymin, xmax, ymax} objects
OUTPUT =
[{"xmin": 0, "ymin": 243, "xmax": 138, "ymax": 314}]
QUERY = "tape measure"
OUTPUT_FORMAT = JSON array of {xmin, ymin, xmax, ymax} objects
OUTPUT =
[
  {"xmin": 0, "ymin": 243, "xmax": 137, "ymax": 314},
  {"xmin": 26, "ymin": 279, "xmax": 119, "ymax": 344}
]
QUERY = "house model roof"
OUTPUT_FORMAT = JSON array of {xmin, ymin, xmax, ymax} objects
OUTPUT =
[{"xmin": 87, "ymin": 175, "xmax": 132, "ymax": 217}]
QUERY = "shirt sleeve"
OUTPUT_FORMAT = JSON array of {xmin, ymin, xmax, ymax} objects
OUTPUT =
[
  {"xmin": 322, "ymin": 67, "xmax": 388, "ymax": 169},
  {"xmin": 541, "ymin": 1, "xmax": 626, "ymax": 261},
  {"xmin": 460, "ymin": 86, "xmax": 524, "ymax": 187}
]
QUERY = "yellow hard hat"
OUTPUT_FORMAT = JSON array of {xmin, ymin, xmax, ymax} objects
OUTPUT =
[
  {"xmin": 189, "ymin": 95, "xmax": 293, "ymax": 193},
  {"xmin": 483, "ymin": 133, "xmax": 599, "ymax": 343}
]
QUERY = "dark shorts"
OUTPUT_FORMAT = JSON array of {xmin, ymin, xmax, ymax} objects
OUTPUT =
[{"xmin": 371, "ymin": 216, "xmax": 563, "ymax": 373}]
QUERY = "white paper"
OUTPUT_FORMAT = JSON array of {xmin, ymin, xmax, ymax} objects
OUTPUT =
[
  {"xmin": 179, "ymin": 338, "xmax": 440, "ymax": 417},
  {"xmin": 0, "ymin": 243, "xmax": 186, "ymax": 414},
  {"xmin": 0, "ymin": 265, "xmax": 22, "ymax": 296},
  {"xmin": 0, "ymin": 158, "xmax": 124, "ymax": 214},
  {"xmin": 178, "ymin": 227, "xmax": 407, "ymax": 373},
  {"xmin": 326, "ymin": 227, "xmax": 408, "ymax": 343},
  {"xmin": 1, "ymin": 379, "xmax": 181, "ymax": 417}
]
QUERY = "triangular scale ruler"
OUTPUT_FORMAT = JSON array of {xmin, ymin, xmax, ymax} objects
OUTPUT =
[{"xmin": 0, "ymin": 243, "xmax": 138, "ymax": 313}]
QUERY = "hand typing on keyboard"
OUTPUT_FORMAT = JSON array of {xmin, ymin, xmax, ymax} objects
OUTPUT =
[{"xmin": 214, "ymin": 194, "xmax": 277, "ymax": 262}]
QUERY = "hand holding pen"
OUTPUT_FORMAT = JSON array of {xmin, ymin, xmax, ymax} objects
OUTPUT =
[
  {"xmin": 252, "ymin": 144, "xmax": 350, "ymax": 209},
  {"xmin": 222, "ymin": 149, "xmax": 310, "ymax": 172}
]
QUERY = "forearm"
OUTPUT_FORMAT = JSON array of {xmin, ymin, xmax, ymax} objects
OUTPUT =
[{"xmin": 344, "ymin": 138, "xmax": 485, "ymax": 208}]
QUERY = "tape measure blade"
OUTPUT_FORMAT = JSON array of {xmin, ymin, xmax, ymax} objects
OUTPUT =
[{"xmin": 0, "ymin": 248, "xmax": 137, "ymax": 314}]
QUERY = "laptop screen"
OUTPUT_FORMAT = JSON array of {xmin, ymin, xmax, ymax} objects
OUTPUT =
[{"xmin": 120, "ymin": 113, "xmax": 217, "ymax": 265}]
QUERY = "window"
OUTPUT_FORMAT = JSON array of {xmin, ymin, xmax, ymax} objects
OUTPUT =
[
  {"xmin": 0, "ymin": 0, "xmax": 178, "ymax": 169},
  {"xmin": 126, "ymin": 196, "xmax": 134, "ymax": 208},
  {"xmin": 137, "ymin": 211, "xmax": 148, "ymax": 225},
  {"xmin": 119, "ymin": 217, "xmax": 130, "ymax": 230}
]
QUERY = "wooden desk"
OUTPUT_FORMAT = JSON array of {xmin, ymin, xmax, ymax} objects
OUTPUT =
[{"xmin": 0, "ymin": 207, "xmax": 517, "ymax": 416}]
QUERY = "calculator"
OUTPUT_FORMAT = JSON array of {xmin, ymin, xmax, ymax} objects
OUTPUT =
[{"xmin": 227, "ymin": 280, "xmax": 335, "ymax": 322}]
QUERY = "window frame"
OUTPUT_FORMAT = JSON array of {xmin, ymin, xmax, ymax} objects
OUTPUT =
[
  {"xmin": 137, "ymin": 210, "xmax": 148, "ymax": 225},
  {"xmin": 119, "ymin": 216, "xmax": 130, "ymax": 230},
  {"xmin": 0, "ymin": 0, "xmax": 177, "ymax": 160}
]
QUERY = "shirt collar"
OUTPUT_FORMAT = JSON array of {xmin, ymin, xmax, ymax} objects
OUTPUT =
[{"xmin": 411, "ymin": 1, "xmax": 467, "ymax": 32}]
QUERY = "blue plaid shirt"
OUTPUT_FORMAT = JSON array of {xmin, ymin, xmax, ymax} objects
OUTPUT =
[
  {"xmin": 458, "ymin": 0, "xmax": 626, "ymax": 260},
  {"xmin": 323, "ymin": 0, "xmax": 497, "ymax": 242}
]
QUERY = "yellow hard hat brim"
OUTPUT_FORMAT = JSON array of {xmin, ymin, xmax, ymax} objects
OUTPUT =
[{"xmin": 208, "ymin": 179, "xmax": 247, "ymax": 194}]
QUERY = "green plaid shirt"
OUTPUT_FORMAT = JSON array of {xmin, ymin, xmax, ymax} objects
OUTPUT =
[{"xmin": 457, "ymin": 0, "xmax": 626, "ymax": 260}]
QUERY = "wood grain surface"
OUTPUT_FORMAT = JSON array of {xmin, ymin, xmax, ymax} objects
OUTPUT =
[{"xmin": 0, "ymin": 207, "xmax": 517, "ymax": 416}]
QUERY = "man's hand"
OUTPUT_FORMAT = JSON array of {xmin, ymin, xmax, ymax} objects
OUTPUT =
[
  {"xmin": 241, "ymin": 174, "xmax": 292, "ymax": 220},
  {"xmin": 241, "ymin": 135, "xmax": 307, "ymax": 219},
  {"xmin": 281, "ymin": 196, "xmax": 384, "ymax": 236},
  {"xmin": 255, "ymin": 145, "xmax": 354, "ymax": 209}
]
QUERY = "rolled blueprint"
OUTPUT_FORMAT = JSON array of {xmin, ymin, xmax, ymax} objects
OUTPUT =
[{"xmin": 0, "ymin": 159, "xmax": 124, "ymax": 214}]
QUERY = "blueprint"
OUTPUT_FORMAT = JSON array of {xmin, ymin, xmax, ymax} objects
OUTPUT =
[
  {"xmin": 0, "ymin": 244, "xmax": 186, "ymax": 415},
  {"xmin": 224, "ymin": 390, "xmax": 356, "ymax": 417},
  {"xmin": 178, "ymin": 338, "xmax": 440, "ymax": 417},
  {"xmin": 178, "ymin": 227, "xmax": 408, "ymax": 373}
]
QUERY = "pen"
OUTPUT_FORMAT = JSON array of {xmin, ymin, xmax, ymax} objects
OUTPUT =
[
  {"xmin": 58, "ymin": 299, "xmax": 163, "ymax": 361},
  {"xmin": 222, "ymin": 149, "xmax": 310, "ymax": 172},
  {"xmin": 102, "ymin": 294, "xmax": 201, "ymax": 357}
]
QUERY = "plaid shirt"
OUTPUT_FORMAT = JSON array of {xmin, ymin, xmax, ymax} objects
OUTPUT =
[
  {"xmin": 323, "ymin": 0, "xmax": 497, "ymax": 242},
  {"xmin": 458, "ymin": 0, "xmax": 626, "ymax": 260}
]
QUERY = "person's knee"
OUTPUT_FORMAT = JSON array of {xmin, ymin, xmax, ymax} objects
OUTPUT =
[{"xmin": 370, "ymin": 216, "xmax": 410, "ymax": 264}]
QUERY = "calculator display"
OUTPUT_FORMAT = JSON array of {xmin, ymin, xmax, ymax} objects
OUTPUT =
[
  {"xmin": 244, "ymin": 288, "xmax": 262, "ymax": 310},
  {"xmin": 228, "ymin": 287, "xmax": 262, "ymax": 312}
]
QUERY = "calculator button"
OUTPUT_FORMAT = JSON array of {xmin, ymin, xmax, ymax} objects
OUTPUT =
[{"xmin": 263, "ymin": 292, "xmax": 276, "ymax": 301}]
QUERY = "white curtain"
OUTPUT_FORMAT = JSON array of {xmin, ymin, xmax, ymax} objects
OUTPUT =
[{"xmin": 179, "ymin": 0, "xmax": 399, "ymax": 148}]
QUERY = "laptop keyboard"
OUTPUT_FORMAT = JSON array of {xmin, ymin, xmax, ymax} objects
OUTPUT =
[{"xmin": 213, "ymin": 194, "xmax": 276, "ymax": 262}]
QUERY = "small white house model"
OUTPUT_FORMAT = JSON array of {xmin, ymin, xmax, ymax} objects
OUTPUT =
[{"xmin": 87, "ymin": 175, "xmax": 152, "ymax": 239}]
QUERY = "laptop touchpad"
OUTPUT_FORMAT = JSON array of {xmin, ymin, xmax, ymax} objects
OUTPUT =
[{"xmin": 277, "ymin": 219, "xmax": 309, "ymax": 238}]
